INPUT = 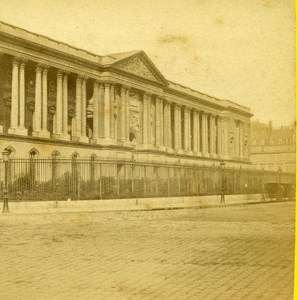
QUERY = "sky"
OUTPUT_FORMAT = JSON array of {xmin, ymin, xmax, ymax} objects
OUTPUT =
[{"xmin": 0, "ymin": 0, "xmax": 295, "ymax": 127}]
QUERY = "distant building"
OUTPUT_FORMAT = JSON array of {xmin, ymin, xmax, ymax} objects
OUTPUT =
[{"xmin": 250, "ymin": 121, "xmax": 296, "ymax": 173}]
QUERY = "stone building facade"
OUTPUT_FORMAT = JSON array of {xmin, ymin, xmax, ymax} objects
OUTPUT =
[
  {"xmin": 250, "ymin": 121, "xmax": 296, "ymax": 173},
  {"xmin": 0, "ymin": 21, "xmax": 252, "ymax": 167}
]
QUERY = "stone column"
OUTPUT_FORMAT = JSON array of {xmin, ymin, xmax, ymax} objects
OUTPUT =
[
  {"xmin": 178, "ymin": 106, "xmax": 182, "ymax": 150},
  {"xmin": 167, "ymin": 102, "xmax": 172, "ymax": 150},
  {"xmin": 33, "ymin": 65, "xmax": 42, "ymax": 135},
  {"xmin": 54, "ymin": 70, "xmax": 63, "ymax": 136},
  {"xmin": 235, "ymin": 120, "xmax": 240, "ymax": 157},
  {"xmin": 188, "ymin": 109, "xmax": 192, "ymax": 153},
  {"xmin": 41, "ymin": 66, "xmax": 50, "ymax": 137},
  {"xmin": 155, "ymin": 97, "xmax": 161, "ymax": 147},
  {"xmin": 142, "ymin": 92, "xmax": 149, "ymax": 146},
  {"xmin": 61, "ymin": 72, "xmax": 70, "ymax": 140},
  {"xmin": 19, "ymin": 60, "xmax": 27, "ymax": 134},
  {"xmin": 163, "ymin": 101, "xmax": 168, "ymax": 147},
  {"xmin": 125, "ymin": 87, "xmax": 130, "ymax": 142},
  {"xmin": 174, "ymin": 104, "xmax": 179, "ymax": 151},
  {"xmin": 103, "ymin": 81, "xmax": 112, "ymax": 143},
  {"xmin": 159, "ymin": 98, "xmax": 164, "ymax": 148},
  {"xmin": 147, "ymin": 94, "xmax": 151, "ymax": 145},
  {"xmin": 99, "ymin": 82, "xmax": 104, "ymax": 139},
  {"xmin": 239, "ymin": 121, "xmax": 244, "ymax": 158},
  {"xmin": 201, "ymin": 112, "xmax": 209, "ymax": 156},
  {"xmin": 110, "ymin": 83, "xmax": 115, "ymax": 140},
  {"xmin": 183, "ymin": 107, "xmax": 189, "ymax": 151},
  {"xmin": 120, "ymin": 86, "xmax": 126, "ymax": 142},
  {"xmin": 196, "ymin": 111, "xmax": 201, "ymax": 155},
  {"xmin": 92, "ymin": 81, "xmax": 99, "ymax": 140},
  {"xmin": 221, "ymin": 117, "xmax": 229, "ymax": 158},
  {"xmin": 80, "ymin": 77, "xmax": 88, "ymax": 142},
  {"xmin": 209, "ymin": 114, "xmax": 216, "ymax": 156},
  {"xmin": 217, "ymin": 116, "xmax": 222, "ymax": 156},
  {"xmin": 8, "ymin": 58, "xmax": 19, "ymax": 133},
  {"xmin": 193, "ymin": 110, "xmax": 198, "ymax": 153},
  {"xmin": 75, "ymin": 76, "xmax": 82, "ymax": 138}
]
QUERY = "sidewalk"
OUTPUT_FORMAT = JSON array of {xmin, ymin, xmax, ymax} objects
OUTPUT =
[{"xmin": 3, "ymin": 193, "xmax": 291, "ymax": 214}]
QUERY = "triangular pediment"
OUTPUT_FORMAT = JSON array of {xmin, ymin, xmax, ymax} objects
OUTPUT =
[{"xmin": 109, "ymin": 51, "xmax": 168, "ymax": 85}]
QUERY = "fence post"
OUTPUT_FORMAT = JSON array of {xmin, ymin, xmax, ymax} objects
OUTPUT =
[
  {"xmin": 117, "ymin": 164, "xmax": 120, "ymax": 198},
  {"xmin": 220, "ymin": 161, "xmax": 225, "ymax": 204},
  {"xmin": 144, "ymin": 165, "xmax": 147, "ymax": 197},
  {"xmin": 178, "ymin": 167, "xmax": 181, "ymax": 196},
  {"xmin": 2, "ymin": 150, "xmax": 10, "ymax": 213},
  {"xmin": 131, "ymin": 164, "xmax": 134, "ymax": 197},
  {"xmin": 167, "ymin": 167, "xmax": 170, "ymax": 197},
  {"xmin": 154, "ymin": 167, "xmax": 159, "ymax": 197},
  {"xmin": 99, "ymin": 163, "xmax": 102, "ymax": 199}
]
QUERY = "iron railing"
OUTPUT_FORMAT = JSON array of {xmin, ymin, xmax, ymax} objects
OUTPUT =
[{"xmin": 0, "ymin": 158, "xmax": 294, "ymax": 201}]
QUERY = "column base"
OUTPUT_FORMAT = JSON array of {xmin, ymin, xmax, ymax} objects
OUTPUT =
[
  {"xmin": 59, "ymin": 133, "xmax": 71, "ymax": 141},
  {"xmin": 119, "ymin": 140, "xmax": 133, "ymax": 147},
  {"xmin": 139, "ymin": 143, "xmax": 150, "ymax": 150},
  {"xmin": 89, "ymin": 138, "xmax": 98, "ymax": 144},
  {"xmin": 202, "ymin": 152, "xmax": 210, "ymax": 158},
  {"xmin": 32, "ymin": 130, "xmax": 50, "ymax": 138},
  {"xmin": 157, "ymin": 146, "xmax": 166, "ymax": 152},
  {"xmin": 193, "ymin": 151, "xmax": 202, "ymax": 157},
  {"xmin": 8, "ymin": 127, "xmax": 28, "ymax": 136},
  {"xmin": 78, "ymin": 136, "xmax": 89, "ymax": 143},
  {"xmin": 166, "ymin": 147, "xmax": 174, "ymax": 153},
  {"xmin": 100, "ymin": 138, "xmax": 114, "ymax": 146},
  {"xmin": 220, "ymin": 155, "xmax": 229, "ymax": 160}
]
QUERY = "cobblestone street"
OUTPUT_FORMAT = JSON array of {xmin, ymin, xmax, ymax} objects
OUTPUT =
[{"xmin": 0, "ymin": 202, "xmax": 295, "ymax": 300}]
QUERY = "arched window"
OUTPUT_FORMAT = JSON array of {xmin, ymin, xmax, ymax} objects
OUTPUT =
[{"xmin": 28, "ymin": 148, "xmax": 39, "ymax": 159}]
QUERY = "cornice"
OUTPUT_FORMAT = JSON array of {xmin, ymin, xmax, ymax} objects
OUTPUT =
[{"xmin": 0, "ymin": 32, "xmax": 103, "ymax": 71}]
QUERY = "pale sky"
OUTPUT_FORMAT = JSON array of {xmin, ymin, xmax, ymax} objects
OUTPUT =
[{"xmin": 0, "ymin": 0, "xmax": 295, "ymax": 127}]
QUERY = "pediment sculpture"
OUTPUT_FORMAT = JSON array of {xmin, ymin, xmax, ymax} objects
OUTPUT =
[{"xmin": 116, "ymin": 57, "xmax": 158, "ymax": 82}]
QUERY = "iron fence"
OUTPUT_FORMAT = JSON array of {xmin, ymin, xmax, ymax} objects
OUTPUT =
[{"xmin": 0, "ymin": 158, "xmax": 294, "ymax": 201}]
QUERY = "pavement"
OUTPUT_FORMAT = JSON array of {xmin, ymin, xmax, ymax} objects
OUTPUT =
[
  {"xmin": 0, "ymin": 201, "xmax": 295, "ymax": 300},
  {"xmin": 6, "ymin": 193, "xmax": 267, "ymax": 214}
]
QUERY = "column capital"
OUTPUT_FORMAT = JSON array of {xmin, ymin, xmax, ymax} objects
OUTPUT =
[
  {"xmin": 12, "ymin": 57, "xmax": 21, "ymax": 65},
  {"xmin": 103, "ymin": 80, "xmax": 112, "ymax": 88},
  {"xmin": 99, "ymin": 79, "xmax": 115, "ymax": 87},
  {"xmin": 35, "ymin": 65, "xmax": 43, "ymax": 73},
  {"xmin": 37, "ymin": 63, "xmax": 50, "ymax": 71},
  {"xmin": 15, "ymin": 57, "xmax": 28, "ymax": 65},
  {"xmin": 157, "ymin": 96, "xmax": 165, "ymax": 101},
  {"xmin": 19, "ymin": 59, "xmax": 27, "ymax": 68},
  {"xmin": 58, "ymin": 69, "xmax": 70, "ymax": 76},
  {"xmin": 81, "ymin": 75, "xmax": 88, "ymax": 81}
]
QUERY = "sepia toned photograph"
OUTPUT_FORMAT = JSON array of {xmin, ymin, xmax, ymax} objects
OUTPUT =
[{"xmin": 0, "ymin": 0, "xmax": 295, "ymax": 299}]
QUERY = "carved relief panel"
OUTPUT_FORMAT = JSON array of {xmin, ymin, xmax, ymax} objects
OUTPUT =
[{"xmin": 117, "ymin": 57, "xmax": 158, "ymax": 82}]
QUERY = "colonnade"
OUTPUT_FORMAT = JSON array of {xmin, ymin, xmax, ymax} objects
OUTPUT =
[
  {"xmin": 141, "ymin": 94, "xmax": 233, "ymax": 157},
  {"xmin": 4, "ymin": 55, "xmax": 247, "ymax": 159}
]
